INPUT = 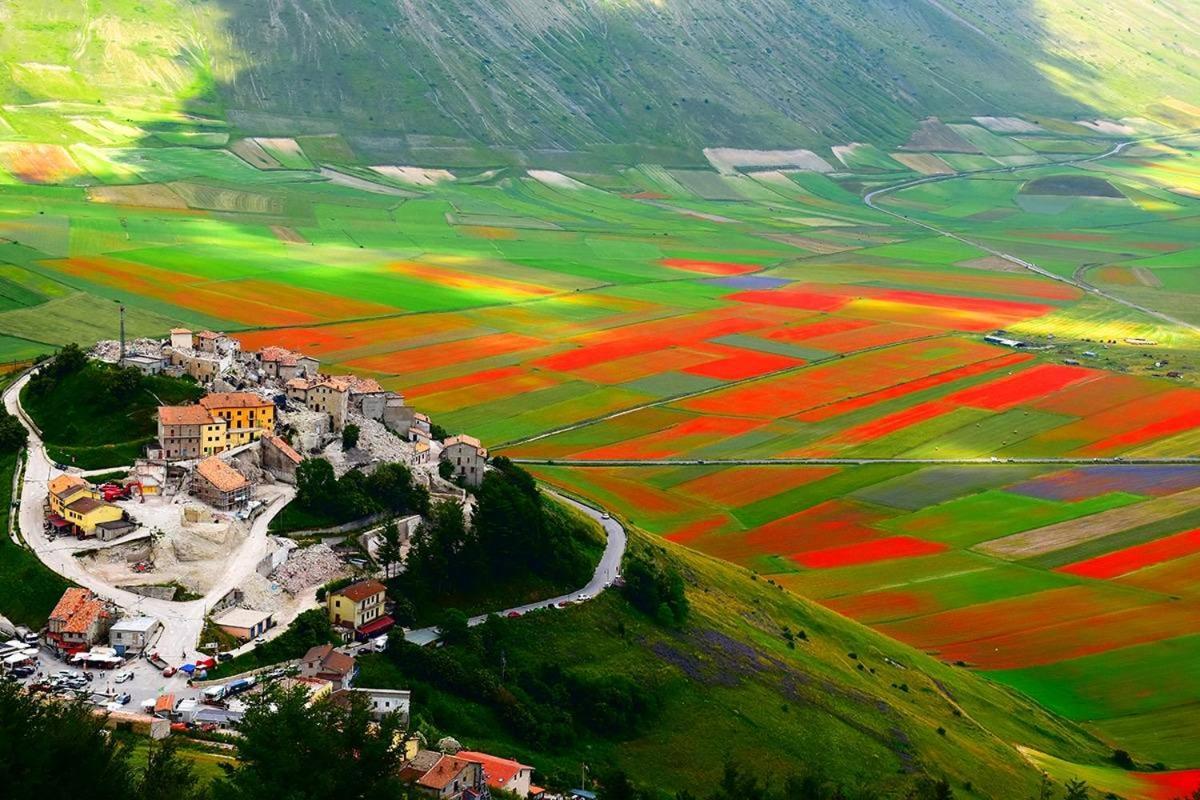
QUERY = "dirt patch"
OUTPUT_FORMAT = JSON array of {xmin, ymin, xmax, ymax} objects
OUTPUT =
[
  {"xmin": 270, "ymin": 225, "xmax": 308, "ymax": 244},
  {"xmin": 702, "ymin": 147, "xmax": 833, "ymax": 174},
  {"xmin": 957, "ymin": 255, "xmax": 1025, "ymax": 273},
  {"xmin": 1133, "ymin": 266, "xmax": 1163, "ymax": 288},
  {"xmin": 230, "ymin": 139, "xmax": 281, "ymax": 170},
  {"xmin": 88, "ymin": 184, "xmax": 190, "ymax": 210},
  {"xmin": 890, "ymin": 152, "xmax": 954, "ymax": 175},
  {"xmin": 0, "ymin": 143, "xmax": 84, "ymax": 183},
  {"xmin": 899, "ymin": 118, "xmax": 979, "ymax": 153}
]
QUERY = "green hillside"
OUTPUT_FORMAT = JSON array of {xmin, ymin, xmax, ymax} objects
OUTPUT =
[
  {"xmin": 2, "ymin": 1, "xmax": 1198, "ymax": 159},
  {"xmin": 358, "ymin": 528, "xmax": 1115, "ymax": 798}
]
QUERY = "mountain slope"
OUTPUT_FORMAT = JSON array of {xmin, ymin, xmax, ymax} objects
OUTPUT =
[
  {"xmin": 360, "ymin": 528, "xmax": 1117, "ymax": 798},
  {"xmin": 2, "ymin": 1, "xmax": 1198, "ymax": 157}
]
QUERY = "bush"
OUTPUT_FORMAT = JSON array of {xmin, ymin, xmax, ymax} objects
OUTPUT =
[{"xmin": 622, "ymin": 553, "xmax": 688, "ymax": 627}]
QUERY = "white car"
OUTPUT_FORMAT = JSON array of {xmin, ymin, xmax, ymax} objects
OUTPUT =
[
  {"xmin": 113, "ymin": 671, "xmax": 134, "ymax": 684},
  {"xmin": 601, "ymin": 512, "xmax": 611, "ymax": 520}
]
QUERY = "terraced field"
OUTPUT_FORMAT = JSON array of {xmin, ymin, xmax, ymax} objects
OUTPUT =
[{"xmin": 2, "ymin": 99, "xmax": 1200, "ymax": 795}]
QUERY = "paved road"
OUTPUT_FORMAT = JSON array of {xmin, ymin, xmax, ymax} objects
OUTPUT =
[
  {"xmin": 863, "ymin": 130, "xmax": 1200, "ymax": 333},
  {"xmin": 2, "ymin": 369, "xmax": 296, "ymax": 701},
  {"xmin": 404, "ymin": 492, "xmax": 626, "ymax": 646}
]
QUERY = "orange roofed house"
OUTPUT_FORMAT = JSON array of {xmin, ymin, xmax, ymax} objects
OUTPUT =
[
  {"xmin": 400, "ymin": 751, "xmax": 485, "ymax": 800},
  {"xmin": 190, "ymin": 456, "xmax": 252, "ymax": 510},
  {"xmin": 46, "ymin": 588, "xmax": 115, "ymax": 654},
  {"xmin": 457, "ymin": 751, "xmax": 535, "ymax": 798}
]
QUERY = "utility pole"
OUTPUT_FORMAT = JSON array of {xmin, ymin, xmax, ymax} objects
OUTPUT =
[{"xmin": 117, "ymin": 300, "xmax": 126, "ymax": 366}]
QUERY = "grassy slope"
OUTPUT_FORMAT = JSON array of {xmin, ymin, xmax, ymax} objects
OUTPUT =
[
  {"xmin": 0, "ymin": 449, "xmax": 72, "ymax": 629},
  {"xmin": 358, "ymin": 529, "xmax": 1111, "ymax": 799},
  {"xmin": 0, "ymin": 2, "xmax": 1198, "ymax": 157},
  {"xmin": 22, "ymin": 364, "xmax": 203, "ymax": 469}
]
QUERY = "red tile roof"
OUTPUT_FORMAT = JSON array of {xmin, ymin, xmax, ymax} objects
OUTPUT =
[
  {"xmin": 335, "ymin": 580, "xmax": 386, "ymax": 603},
  {"xmin": 50, "ymin": 588, "xmax": 91, "ymax": 623},
  {"xmin": 200, "ymin": 392, "xmax": 273, "ymax": 410},
  {"xmin": 195, "ymin": 457, "xmax": 249, "ymax": 493},
  {"xmin": 262, "ymin": 432, "xmax": 302, "ymax": 464},
  {"xmin": 158, "ymin": 405, "xmax": 217, "ymax": 425},
  {"xmin": 418, "ymin": 755, "xmax": 474, "ymax": 791},
  {"xmin": 457, "ymin": 751, "xmax": 532, "ymax": 792}
]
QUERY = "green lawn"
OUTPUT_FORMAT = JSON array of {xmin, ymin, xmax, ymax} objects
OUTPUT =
[
  {"xmin": 23, "ymin": 361, "xmax": 202, "ymax": 469},
  {"xmin": 0, "ymin": 450, "xmax": 72, "ymax": 627}
]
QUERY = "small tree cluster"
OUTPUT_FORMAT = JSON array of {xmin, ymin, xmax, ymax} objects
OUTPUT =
[{"xmin": 621, "ymin": 552, "xmax": 688, "ymax": 627}]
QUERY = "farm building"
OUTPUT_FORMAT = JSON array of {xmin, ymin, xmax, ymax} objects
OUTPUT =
[
  {"xmin": 108, "ymin": 616, "xmax": 161, "ymax": 655},
  {"xmin": 191, "ymin": 456, "xmax": 252, "ymax": 509},
  {"xmin": 442, "ymin": 435, "xmax": 488, "ymax": 487},
  {"xmin": 46, "ymin": 588, "xmax": 114, "ymax": 654},
  {"xmin": 212, "ymin": 607, "xmax": 274, "ymax": 641}
]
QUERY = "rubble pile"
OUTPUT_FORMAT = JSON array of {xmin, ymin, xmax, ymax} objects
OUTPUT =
[
  {"xmin": 90, "ymin": 338, "xmax": 164, "ymax": 363},
  {"xmin": 279, "ymin": 407, "xmax": 332, "ymax": 455},
  {"xmin": 270, "ymin": 543, "xmax": 348, "ymax": 594}
]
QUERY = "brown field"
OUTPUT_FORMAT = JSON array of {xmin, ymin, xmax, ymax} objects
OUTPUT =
[
  {"xmin": 975, "ymin": 486, "xmax": 1200, "ymax": 559},
  {"xmin": 891, "ymin": 152, "xmax": 955, "ymax": 175},
  {"xmin": 88, "ymin": 184, "xmax": 190, "ymax": 210}
]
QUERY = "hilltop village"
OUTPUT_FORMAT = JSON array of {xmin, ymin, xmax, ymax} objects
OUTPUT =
[{"xmin": 1, "ymin": 331, "xmax": 614, "ymax": 800}]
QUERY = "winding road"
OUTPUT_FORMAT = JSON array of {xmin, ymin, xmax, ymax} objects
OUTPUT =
[{"xmin": 863, "ymin": 131, "xmax": 1200, "ymax": 333}]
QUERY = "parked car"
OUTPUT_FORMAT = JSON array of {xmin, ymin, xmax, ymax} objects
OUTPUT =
[
  {"xmin": 217, "ymin": 652, "xmax": 234, "ymax": 663},
  {"xmin": 162, "ymin": 666, "xmax": 177, "ymax": 677},
  {"xmin": 11, "ymin": 666, "xmax": 35, "ymax": 678},
  {"xmin": 114, "ymin": 671, "xmax": 134, "ymax": 683},
  {"xmin": 506, "ymin": 611, "xmax": 522, "ymax": 619},
  {"xmin": 115, "ymin": 692, "xmax": 131, "ymax": 705}
]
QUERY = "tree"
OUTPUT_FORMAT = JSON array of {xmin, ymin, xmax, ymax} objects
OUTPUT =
[
  {"xmin": 342, "ymin": 424, "xmax": 360, "ymax": 450},
  {"xmin": 366, "ymin": 462, "xmax": 429, "ymax": 516},
  {"xmin": 0, "ymin": 680, "xmax": 134, "ymax": 800},
  {"xmin": 1064, "ymin": 779, "xmax": 1090, "ymax": 800},
  {"xmin": 438, "ymin": 459, "xmax": 454, "ymax": 480},
  {"xmin": 404, "ymin": 500, "xmax": 469, "ymax": 592},
  {"xmin": 139, "ymin": 739, "xmax": 209, "ymax": 800},
  {"xmin": 437, "ymin": 607, "xmax": 470, "ymax": 645},
  {"xmin": 0, "ymin": 411, "xmax": 28, "ymax": 452},
  {"xmin": 377, "ymin": 519, "xmax": 403, "ymax": 579},
  {"xmin": 622, "ymin": 553, "xmax": 688, "ymax": 627},
  {"xmin": 296, "ymin": 458, "xmax": 338, "ymax": 513},
  {"xmin": 216, "ymin": 686, "xmax": 408, "ymax": 800}
]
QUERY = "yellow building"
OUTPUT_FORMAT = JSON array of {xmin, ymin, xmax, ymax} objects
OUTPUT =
[
  {"xmin": 48, "ymin": 474, "xmax": 91, "ymax": 515},
  {"xmin": 61, "ymin": 496, "xmax": 125, "ymax": 537},
  {"xmin": 198, "ymin": 393, "xmax": 275, "ymax": 447},
  {"xmin": 327, "ymin": 580, "xmax": 389, "ymax": 635}
]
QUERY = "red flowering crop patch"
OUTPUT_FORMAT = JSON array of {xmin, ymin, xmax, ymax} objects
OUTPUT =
[
  {"xmin": 825, "ymin": 401, "xmax": 953, "ymax": 445},
  {"xmin": 674, "ymin": 465, "xmax": 840, "ymax": 508},
  {"xmin": 1138, "ymin": 770, "xmax": 1200, "ymax": 800},
  {"xmin": 823, "ymin": 589, "xmax": 940, "ymax": 624},
  {"xmin": 699, "ymin": 499, "xmax": 888, "ymax": 566},
  {"xmin": 680, "ymin": 337, "xmax": 999, "ymax": 419},
  {"xmin": 728, "ymin": 287, "xmax": 854, "ymax": 312},
  {"xmin": 790, "ymin": 536, "xmax": 948, "ymax": 569},
  {"xmin": 878, "ymin": 289, "xmax": 1055, "ymax": 319},
  {"xmin": 347, "ymin": 332, "xmax": 547, "ymax": 375},
  {"xmin": 1058, "ymin": 528, "xmax": 1200, "ymax": 579},
  {"xmin": 660, "ymin": 257, "xmax": 760, "ymax": 276},
  {"xmin": 933, "ymin": 600, "xmax": 1200, "ymax": 669},
  {"xmin": 798, "ymin": 322, "xmax": 939, "ymax": 353},
  {"xmin": 536, "ymin": 311, "xmax": 781, "ymax": 373},
  {"xmin": 683, "ymin": 348, "xmax": 804, "ymax": 380},
  {"xmin": 795, "ymin": 352, "xmax": 1031, "ymax": 423},
  {"xmin": 765, "ymin": 317, "xmax": 874, "ymax": 343},
  {"xmin": 573, "ymin": 415, "xmax": 767, "ymax": 460},
  {"xmin": 945, "ymin": 363, "xmax": 1098, "ymax": 411}
]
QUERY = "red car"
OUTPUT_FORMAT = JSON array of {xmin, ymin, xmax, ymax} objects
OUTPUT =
[
  {"xmin": 162, "ymin": 666, "xmax": 177, "ymax": 677},
  {"xmin": 506, "ymin": 611, "xmax": 522, "ymax": 619}
]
